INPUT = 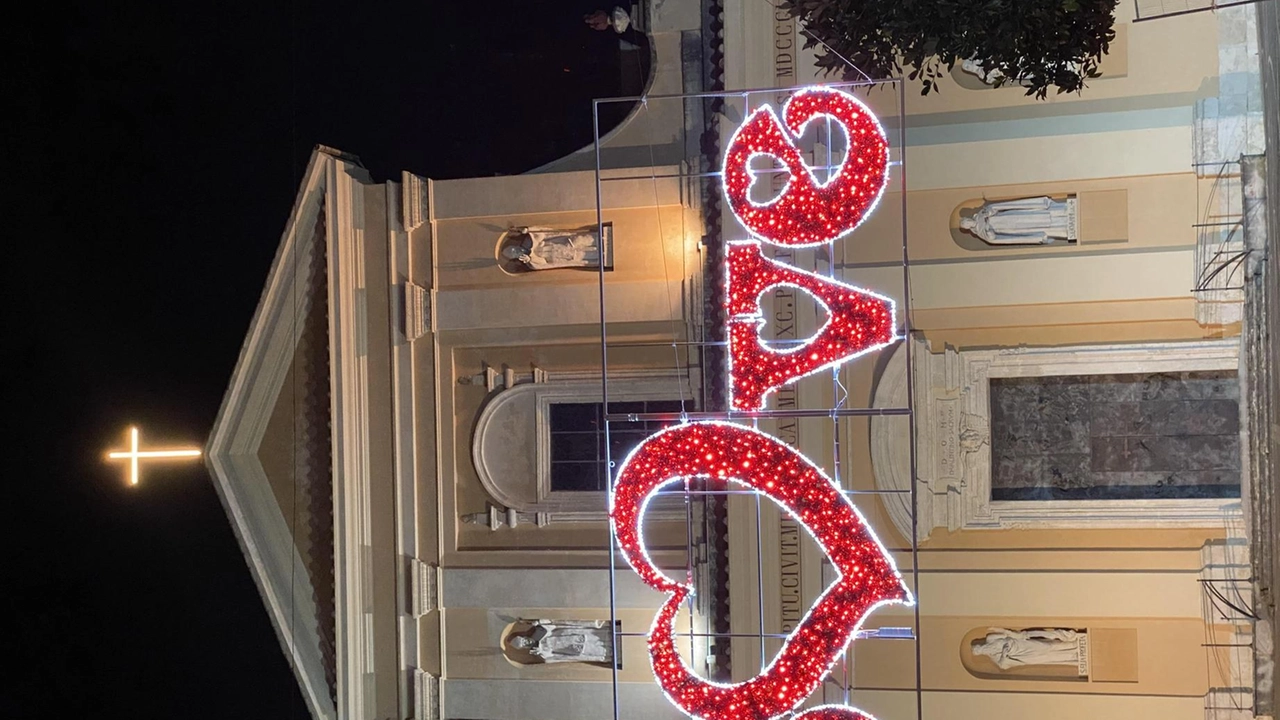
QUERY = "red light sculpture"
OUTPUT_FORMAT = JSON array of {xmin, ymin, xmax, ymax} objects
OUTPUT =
[
  {"xmin": 608, "ymin": 86, "xmax": 903, "ymax": 720},
  {"xmin": 610, "ymin": 422, "xmax": 911, "ymax": 720},
  {"xmin": 722, "ymin": 86, "xmax": 889, "ymax": 248},
  {"xmin": 726, "ymin": 241, "xmax": 896, "ymax": 411}
]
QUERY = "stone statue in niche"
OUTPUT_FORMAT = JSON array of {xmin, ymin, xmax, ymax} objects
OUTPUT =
[
  {"xmin": 958, "ymin": 59, "xmax": 1037, "ymax": 87},
  {"xmin": 960, "ymin": 58, "xmax": 1006, "ymax": 85},
  {"xmin": 971, "ymin": 628, "xmax": 1085, "ymax": 670},
  {"xmin": 509, "ymin": 619, "xmax": 614, "ymax": 664},
  {"xmin": 502, "ymin": 226, "xmax": 601, "ymax": 270},
  {"xmin": 959, "ymin": 197, "xmax": 1077, "ymax": 246}
]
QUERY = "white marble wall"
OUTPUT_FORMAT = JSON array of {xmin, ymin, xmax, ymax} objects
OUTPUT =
[
  {"xmin": 1193, "ymin": 5, "xmax": 1267, "ymax": 163},
  {"xmin": 1191, "ymin": 4, "xmax": 1262, "ymax": 324}
]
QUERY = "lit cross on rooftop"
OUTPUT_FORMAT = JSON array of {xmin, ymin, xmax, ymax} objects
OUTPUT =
[{"xmin": 106, "ymin": 426, "xmax": 202, "ymax": 486}]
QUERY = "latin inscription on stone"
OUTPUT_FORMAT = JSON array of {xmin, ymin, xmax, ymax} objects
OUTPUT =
[{"xmin": 936, "ymin": 399, "xmax": 959, "ymax": 480}]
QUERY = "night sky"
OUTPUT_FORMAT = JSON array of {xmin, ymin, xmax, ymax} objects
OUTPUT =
[{"xmin": 7, "ymin": 2, "xmax": 636, "ymax": 715}]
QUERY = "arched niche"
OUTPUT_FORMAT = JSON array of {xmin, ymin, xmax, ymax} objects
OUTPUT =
[
  {"xmin": 961, "ymin": 626, "xmax": 1089, "ymax": 681},
  {"xmin": 495, "ymin": 230, "xmax": 531, "ymax": 275},
  {"xmin": 949, "ymin": 63, "xmax": 1018, "ymax": 91},
  {"xmin": 949, "ymin": 194, "xmax": 1077, "ymax": 251},
  {"xmin": 500, "ymin": 619, "xmax": 621, "ymax": 669},
  {"xmin": 501, "ymin": 620, "xmax": 541, "ymax": 667},
  {"xmin": 492, "ymin": 223, "xmax": 614, "ymax": 275},
  {"xmin": 869, "ymin": 340, "xmax": 917, "ymax": 543}
]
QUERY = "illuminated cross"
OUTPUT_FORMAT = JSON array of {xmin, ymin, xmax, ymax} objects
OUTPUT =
[{"xmin": 106, "ymin": 426, "xmax": 202, "ymax": 486}]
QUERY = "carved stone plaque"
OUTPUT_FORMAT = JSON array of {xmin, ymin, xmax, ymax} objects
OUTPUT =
[{"xmin": 936, "ymin": 398, "xmax": 960, "ymax": 481}]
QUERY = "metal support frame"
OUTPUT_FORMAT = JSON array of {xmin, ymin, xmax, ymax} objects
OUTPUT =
[
  {"xmin": 1132, "ymin": 0, "xmax": 1263, "ymax": 22},
  {"xmin": 1193, "ymin": 159, "xmax": 1251, "ymax": 294},
  {"xmin": 592, "ymin": 78, "xmax": 925, "ymax": 719}
]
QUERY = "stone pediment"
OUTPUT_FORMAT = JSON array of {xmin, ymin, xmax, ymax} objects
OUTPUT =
[{"xmin": 205, "ymin": 148, "xmax": 363, "ymax": 720}]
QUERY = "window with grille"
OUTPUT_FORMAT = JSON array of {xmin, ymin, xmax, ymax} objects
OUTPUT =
[{"xmin": 548, "ymin": 400, "xmax": 687, "ymax": 491}]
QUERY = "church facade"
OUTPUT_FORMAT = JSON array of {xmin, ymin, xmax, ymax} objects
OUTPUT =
[{"xmin": 206, "ymin": 1, "xmax": 1276, "ymax": 719}]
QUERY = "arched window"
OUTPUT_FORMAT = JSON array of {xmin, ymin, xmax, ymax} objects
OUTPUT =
[{"xmin": 471, "ymin": 371, "xmax": 695, "ymax": 521}]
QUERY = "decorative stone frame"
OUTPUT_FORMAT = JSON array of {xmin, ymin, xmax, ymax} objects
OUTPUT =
[
  {"xmin": 872, "ymin": 336, "xmax": 1244, "ymax": 540},
  {"xmin": 472, "ymin": 370, "xmax": 696, "ymax": 521}
]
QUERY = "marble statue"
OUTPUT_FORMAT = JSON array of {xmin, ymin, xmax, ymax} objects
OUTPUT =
[
  {"xmin": 960, "ymin": 58, "xmax": 1005, "ymax": 85},
  {"xmin": 971, "ymin": 628, "xmax": 1084, "ymax": 670},
  {"xmin": 959, "ymin": 196, "xmax": 1075, "ymax": 245},
  {"xmin": 510, "ymin": 619, "xmax": 614, "ymax": 664},
  {"xmin": 960, "ymin": 59, "xmax": 1033, "ymax": 87},
  {"xmin": 503, "ymin": 226, "xmax": 600, "ymax": 270}
]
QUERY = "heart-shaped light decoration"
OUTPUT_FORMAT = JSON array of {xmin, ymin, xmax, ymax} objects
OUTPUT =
[{"xmin": 610, "ymin": 421, "xmax": 912, "ymax": 720}]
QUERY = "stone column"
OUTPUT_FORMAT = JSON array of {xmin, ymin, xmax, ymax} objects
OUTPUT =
[{"xmin": 1241, "ymin": 151, "xmax": 1276, "ymax": 718}]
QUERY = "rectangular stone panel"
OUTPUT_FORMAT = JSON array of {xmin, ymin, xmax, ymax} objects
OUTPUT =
[
  {"xmin": 1077, "ymin": 189, "xmax": 1129, "ymax": 244},
  {"xmin": 990, "ymin": 370, "xmax": 1241, "ymax": 502},
  {"xmin": 1090, "ymin": 399, "xmax": 1239, "ymax": 437},
  {"xmin": 1090, "ymin": 435, "xmax": 1239, "ymax": 472}
]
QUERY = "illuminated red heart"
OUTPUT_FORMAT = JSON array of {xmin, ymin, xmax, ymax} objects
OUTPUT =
[
  {"xmin": 610, "ymin": 421, "xmax": 911, "ymax": 720},
  {"xmin": 723, "ymin": 86, "xmax": 889, "ymax": 248}
]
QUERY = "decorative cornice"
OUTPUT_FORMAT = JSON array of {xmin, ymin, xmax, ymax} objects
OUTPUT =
[
  {"xmin": 410, "ymin": 560, "xmax": 438, "ymax": 617},
  {"xmin": 411, "ymin": 669, "xmax": 439, "ymax": 720},
  {"xmin": 405, "ymin": 281, "xmax": 433, "ymax": 341},
  {"xmin": 401, "ymin": 172, "xmax": 431, "ymax": 233},
  {"xmin": 327, "ymin": 154, "xmax": 381, "ymax": 718},
  {"xmin": 461, "ymin": 499, "xmax": 687, "ymax": 528},
  {"xmin": 204, "ymin": 148, "xmax": 346, "ymax": 720}
]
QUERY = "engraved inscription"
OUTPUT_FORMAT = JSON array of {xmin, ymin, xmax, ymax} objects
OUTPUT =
[{"xmin": 936, "ymin": 399, "xmax": 959, "ymax": 480}]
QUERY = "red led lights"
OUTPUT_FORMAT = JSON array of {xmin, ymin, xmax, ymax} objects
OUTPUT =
[
  {"xmin": 723, "ymin": 86, "xmax": 889, "ymax": 248},
  {"xmin": 727, "ymin": 241, "xmax": 896, "ymax": 411},
  {"xmin": 609, "ymin": 87, "xmax": 903, "ymax": 720},
  {"xmin": 610, "ymin": 422, "xmax": 911, "ymax": 720}
]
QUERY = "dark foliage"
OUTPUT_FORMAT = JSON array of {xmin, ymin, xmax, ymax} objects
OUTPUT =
[{"xmin": 780, "ymin": 0, "xmax": 1119, "ymax": 98}]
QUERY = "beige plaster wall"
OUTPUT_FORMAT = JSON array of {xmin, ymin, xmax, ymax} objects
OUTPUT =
[
  {"xmin": 854, "ymin": 174, "xmax": 1197, "ymax": 264},
  {"xmin": 435, "ymin": 327, "xmax": 695, "ymax": 568},
  {"xmin": 854, "ymin": 616, "xmax": 1216, "ymax": 695},
  {"xmin": 431, "ymin": 168, "xmax": 681, "ymax": 220},
  {"xmin": 432, "ymin": 201, "xmax": 699, "ymax": 332},
  {"xmin": 413, "ymin": 4, "xmax": 1234, "ymax": 703},
  {"xmin": 834, "ymin": 172, "xmax": 1217, "ymax": 349},
  {"xmin": 444, "ymin": 606, "xmax": 690, "ymax": 683},
  {"xmin": 852, "ymin": 689, "xmax": 1203, "ymax": 720},
  {"xmin": 416, "ymin": 163, "xmax": 706, "ymax": 569},
  {"xmin": 903, "ymin": 124, "xmax": 1193, "ymax": 192}
]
